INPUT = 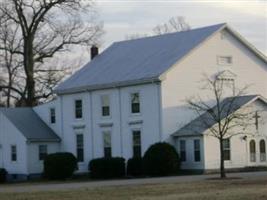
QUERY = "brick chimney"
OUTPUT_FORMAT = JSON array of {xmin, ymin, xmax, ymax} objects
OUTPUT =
[{"xmin": 91, "ymin": 45, "xmax": 98, "ymax": 60}]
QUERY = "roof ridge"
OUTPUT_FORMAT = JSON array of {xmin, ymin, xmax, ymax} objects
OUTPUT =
[{"xmin": 115, "ymin": 23, "xmax": 227, "ymax": 44}]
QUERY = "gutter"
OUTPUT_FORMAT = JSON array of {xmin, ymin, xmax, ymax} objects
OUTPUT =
[
  {"xmin": 172, "ymin": 133, "xmax": 204, "ymax": 138},
  {"xmin": 55, "ymin": 77, "xmax": 161, "ymax": 95},
  {"xmin": 27, "ymin": 138, "xmax": 61, "ymax": 143}
]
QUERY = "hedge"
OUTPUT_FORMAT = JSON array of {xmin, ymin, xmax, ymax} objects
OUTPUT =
[
  {"xmin": 89, "ymin": 157, "xmax": 125, "ymax": 179},
  {"xmin": 143, "ymin": 142, "xmax": 180, "ymax": 176},
  {"xmin": 127, "ymin": 157, "xmax": 144, "ymax": 177},
  {"xmin": 0, "ymin": 168, "xmax": 7, "ymax": 183},
  {"xmin": 44, "ymin": 152, "xmax": 77, "ymax": 180}
]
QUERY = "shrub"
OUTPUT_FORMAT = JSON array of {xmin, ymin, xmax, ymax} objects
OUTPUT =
[
  {"xmin": 89, "ymin": 157, "xmax": 125, "ymax": 179},
  {"xmin": 127, "ymin": 157, "xmax": 144, "ymax": 177},
  {"xmin": 44, "ymin": 152, "xmax": 77, "ymax": 180},
  {"xmin": 0, "ymin": 168, "xmax": 7, "ymax": 183},
  {"xmin": 143, "ymin": 142, "xmax": 180, "ymax": 176}
]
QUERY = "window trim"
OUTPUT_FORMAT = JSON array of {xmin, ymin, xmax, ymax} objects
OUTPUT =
[
  {"xmin": 259, "ymin": 139, "xmax": 266, "ymax": 162},
  {"xmin": 216, "ymin": 78, "xmax": 235, "ymax": 95},
  {"xmin": 100, "ymin": 94, "xmax": 111, "ymax": 117},
  {"xmin": 74, "ymin": 99, "xmax": 83, "ymax": 120},
  {"xmin": 49, "ymin": 107, "xmax": 56, "ymax": 124},
  {"xmin": 194, "ymin": 139, "xmax": 201, "ymax": 162},
  {"xmin": 130, "ymin": 92, "xmax": 141, "ymax": 115},
  {"xmin": 250, "ymin": 139, "xmax": 256, "ymax": 162},
  {"xmin": 217, "ymin": 55, "xmax": 233, "ymax": 66},
  {"xmin": 103, "ymin": 130, "xmax": 112, "ymax": 158},
  {"xmin": 11, "ymin": 145, "xmax": 17, "ymax": 162},
  {"xmin": 179, "ymin": 140, "xmax": 186, "ymax": 162},
  {"xmin": 132, "ymin": 130, "xmax": 142, "ymax": 158},
  {"xmin": 76, "ymin": 134, "xmax": 84, "ymax": 162},
  {"xmin": 39, "ymin": 145, "xmax": 48, "ymax": 161},
  {"xmin": 222, "ymin": 139, "xmax": 231, "ymax": 161}
]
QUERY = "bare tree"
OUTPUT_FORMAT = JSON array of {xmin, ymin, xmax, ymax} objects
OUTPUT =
[
  {"xmin": 0, "ymin": 20, "xmax": 23, "ymax": 107},
  {"xmin": 153, "ymin": 16, "xmax": 190, "ymax": 35},
  {"xmin": 186, "ymin": 75, "xmax": 256, "ymax": 178},
  {"xmin": 125, "ymin": 16, "xmax": 190, "ymax": 40},
  {"xmin": 0, "ymin": 0, "xmax": 103, "ymax": 107},
  {"xmin": 125, "ymin": 33, "xmax": 149, "ymax": 40}
]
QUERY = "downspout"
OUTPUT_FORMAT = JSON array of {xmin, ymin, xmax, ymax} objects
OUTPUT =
[
  {"xmin": 202, "ymin": 134, "xmax": 206, "ymax": 171},
  {"xmin": 157, "ymin": 82, "xmax": 163, "ymax": 141},
  {"xmin": 60, "ymin": 95, "xmax": 64, "ymax": 152},
  {"xmin": 89, "ymin": 91, "xmax": 95, "ymax": 159},
  {"xmin": 118, "ymin": 88, "xmax": 124, "ymax": 156},
  {"xmin": 245, "ymin": 137, "xmax": 248, "ymax": 167},
  {"xmin": 26, "ymin": 140, "xmax": 30, "ymax": 178},
  {"xmin": 0, "ymin": 114, "xmax": 4, "ymax": 168}
]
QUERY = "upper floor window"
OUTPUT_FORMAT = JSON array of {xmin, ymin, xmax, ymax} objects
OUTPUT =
[
  {"xmin": 131, "ymin": 93, "xmax": 140, "ymax": 114},
  {"xmin": 75, "ymin": 99, "xmax": 83, "ymax": 119},
  {"xmin": 11, "ymin": 145, "xmax": 17, "ymax": 162},
  {"xmin": 180, "ymin": 140, "xmax": 186, "ymax": 162},
  {"xmin": 101, "ymin": 95, "xmax": 110, "ymax": 117},
  {"xmin": 223, "ymin": 139, "xmax": 231, "ymax": 161},
  {"xmin": 39, "ymin": 145, "xmax": 47, "ymax": 161},
  {"xmin": 76, "ymin": 134, "xmax": 84, "ymax": 162},
  {"xmin": 217, "ymin": 56, "xmax": 233, "ymax": 65},
  {"xmin": 50, "ymin": 108, "xmax": 56, "ymax": 124},
  {"xmin": 194, "ymin": 139, "xmax": 201, "ymax": 162},
  {"xmin": 103, "ymin": 131, "xmax": 112, "ymax": 158},
  {"xmin": 132, "ymin": 130, "xmax": 141, "ymax": 158}
]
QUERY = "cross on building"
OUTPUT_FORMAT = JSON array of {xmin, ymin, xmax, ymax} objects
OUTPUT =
[{"xmin": 253, "ymin": 111, "xmax": 261, "ymax": 131}]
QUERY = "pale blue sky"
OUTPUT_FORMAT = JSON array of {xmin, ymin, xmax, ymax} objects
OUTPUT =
[{"xmin": 95, "ymin": 0, "xmax": 267, "ymax": 54}]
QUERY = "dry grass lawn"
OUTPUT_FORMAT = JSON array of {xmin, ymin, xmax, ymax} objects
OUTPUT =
[{"xmin": 0, "ymin": 178, "xmax": 267, "ymax": 200}]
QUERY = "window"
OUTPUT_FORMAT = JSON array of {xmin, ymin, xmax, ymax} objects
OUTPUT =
[
  {"xmin": 103, "ymin": 131, "xmax": 112, "ymax": 158},
  {"xmin": 50, "ymin": 108, "xmax": 56, "ymax": 124},
  {"xmin": 222, "ymin": 139, "xmax": 231, "ymax": 161},
  {"xmin": 218, "ymin": 56, "xmax": 233, "ymax": 65},
  {"xmin": 76, "ymin": 134, "xmax": 84, "ymax": 162},
  {"xmin": 131, "ymin": 93, "xmax": 140, "ymax": 114},
  {"xmin": 11, "ymin": 145, "xmax": 17, "ymax": 161},
  {"xmin": 194, "ymin": 140, "xmax": 201, "ymax": 162},
  {"xmin": 132, "ymin": 130, "xmax": 141, "ymax": 158},
  {"xmin": 39, "ymin": 145, "xmax": 47, "ymax": 161},
  {"xmin": 180, "ymin": 140, "xmax": 186, "ymax": 162},
  {"xmin": 75, "ymin": 100, "xmax": 83, "ymax": 119},
  {"xmin": 101, "ymin": 95, "xmax": 110, "ymax": 117},
  {"xmin": 217, "ymin": 78, "xmax": 235, "ymax": 89},
  {"xmin": 260, "ymin": 140, "xmax": 266, "ymax": 162},
  {"xmin": 250, "ymin": 140, "xmax": 256, "ymax": 162}
]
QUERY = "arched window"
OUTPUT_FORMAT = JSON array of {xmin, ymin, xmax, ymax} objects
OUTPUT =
[
  {"xmin": 250, "ymin": 140, "xmax": 256, "ymax": 162},
  {"xmin": 260, "ymin": 140, "xmax": 266, "ymax": 162}
]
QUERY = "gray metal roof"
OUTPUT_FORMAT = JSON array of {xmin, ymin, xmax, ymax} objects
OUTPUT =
[
  {"xmin": 172, "ymin": 95, "xmax": 260, "ymax": 137},
  {"xmin": 56, "ymin": 23, "xmax": 226, "ymax": 94},
  {"xmin": 0, "ymin": 108, "xmax": 60, "ymax": 142}
]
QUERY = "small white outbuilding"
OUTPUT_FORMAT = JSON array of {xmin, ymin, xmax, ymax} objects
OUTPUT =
[{"xmin": 0, "ymin": 108, "xmax": 60, "ymax": 180}]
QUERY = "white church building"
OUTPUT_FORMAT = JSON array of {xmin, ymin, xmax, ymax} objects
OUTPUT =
[{"xmin": 0, "ymin": 23, "xmax": 266, "ymax": 180}]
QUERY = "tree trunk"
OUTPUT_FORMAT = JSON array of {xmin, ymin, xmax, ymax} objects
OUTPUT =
[
  {"xmin": 24, "ymin": 36, "xmax": 36, "ymax": 107},
  {"xmin": 6, "ymin": 77, "xmax": 11, "ymax": 107},
  {"xmin": 220, "ymin": 138, "xmax": 226, "ymax": 178}
]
